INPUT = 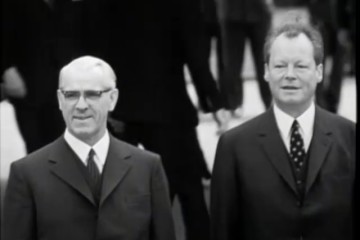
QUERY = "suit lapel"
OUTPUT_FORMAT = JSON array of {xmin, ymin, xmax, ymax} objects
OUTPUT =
[
  {"xmin": 305, "ymin": 107, "xmax": 333, "ymax": 195},
  {"xmin": 258, "ymin": 109, "xmax": 298, "ymax": 196},
  {"xmin": 48, "ymin": 137, "xmax": 96, "ymax": 206},
  {"xmin": 100, "ymin": 136, "xmax": 132, "ymax": 206}
]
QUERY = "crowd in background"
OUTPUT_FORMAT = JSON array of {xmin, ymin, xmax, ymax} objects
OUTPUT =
[{"xmin": 0, "ymin": 0, "xmax": 356, "ymax": 240}]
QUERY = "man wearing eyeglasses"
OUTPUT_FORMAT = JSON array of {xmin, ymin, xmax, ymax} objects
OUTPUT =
[{"xmin": 2, "ymin": 56, "xmax": 176, "ymax": 240}]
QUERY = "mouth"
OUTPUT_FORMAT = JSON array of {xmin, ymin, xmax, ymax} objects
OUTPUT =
[
  {"xmin": 281, "ymin": 86, "xmax": 300, "ymax": 90},
  {"xmin": 73, "ymin": 116, "xmax": 92, "ymax": 120}
]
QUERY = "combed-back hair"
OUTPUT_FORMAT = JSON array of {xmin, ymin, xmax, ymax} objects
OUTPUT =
[{"xmin": 264, "ymin": 19, "xmax": 324, "ymax": 65}]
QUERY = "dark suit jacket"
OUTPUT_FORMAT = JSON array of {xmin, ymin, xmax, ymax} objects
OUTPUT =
[
  {"xmin": 3, "ymin": 135, "xmax": 175, "ymax": 240},
  {"xmin": 211, "ymin": 106, "xmax": 356, "ymax": 240},
  {"xmin": 92, "ymin": 0, "xmax": 223, "ymax": 127}
]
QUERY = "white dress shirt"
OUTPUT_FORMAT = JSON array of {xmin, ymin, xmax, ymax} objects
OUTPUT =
[
  {"xmin": 64, "ymin": 129, "xmax": 110, "ymax": 174},
  {"xmin": 273, "ymin": 103, "xmax": 315, "ymax": 153}
]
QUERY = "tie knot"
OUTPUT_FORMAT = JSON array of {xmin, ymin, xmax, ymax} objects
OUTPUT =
[
  {"xmin": 87, "ymin": 149, "xmax": 100, "ymax": 176},
  {"xmin": 292, "ymin": 120, "xmax": 300, "ymax": 131},
  {"xmin": 88, "ymin": 149, "xmax": 95, "ymax": 160}
]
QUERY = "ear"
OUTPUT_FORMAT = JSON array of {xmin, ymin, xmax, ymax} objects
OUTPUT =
[
  {"xmin": 264, "ymin": 63, "xmax": 270, "ymax": 82},
  {"xmin": 57, "ymin": 90, "xmax": 63, "ymax": 110},
  {"xmin": 315, "ymin": 64, "xmax": 323, "ymax": 83},
  {"xmin": 109, "ymin": 88, "xmax": 119, "ymax": 111}
]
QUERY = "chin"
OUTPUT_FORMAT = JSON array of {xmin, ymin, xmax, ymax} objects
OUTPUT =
[
  {"xmin": 284, "ymin": 100, "xmax": 303, "ymax": 105},
  {"xmin": 279, "ymin": 95, "xmax": 304, "ymax": 104},
  {"xmin": 71, "ymin": 128, "xmax": 93, "ymax": 140}
]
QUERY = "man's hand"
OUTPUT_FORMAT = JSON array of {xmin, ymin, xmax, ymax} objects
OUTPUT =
[
  {"xmin": 213, "ymin": 109, "xmax": 231, "ymax": 135},
  {"xmin": 2, "ymin": 66, "xmax": 27, "ymax": 98}
]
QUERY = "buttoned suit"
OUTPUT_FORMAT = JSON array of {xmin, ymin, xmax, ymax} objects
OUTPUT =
[
  {"xmin": 3, "ymin": 135, "xmax": 175, "ymax": 240},
  {"xmin": 211, "ymin": 106, "xmax": 356, "ymax": 240}
]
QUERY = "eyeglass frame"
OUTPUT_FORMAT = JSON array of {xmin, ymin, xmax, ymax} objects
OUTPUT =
[{"xmin": 58, "ymin": 88, "xmax": 114, "ymax": 102}]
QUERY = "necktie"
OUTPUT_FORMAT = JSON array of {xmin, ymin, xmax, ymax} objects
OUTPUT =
[
  {"xmin": 290, "ymin": 120, "xmax": 306, "ymax": 171},
  {"xmin": 87, "ymin": 149, "xmax": 100, "ymax": 188}
]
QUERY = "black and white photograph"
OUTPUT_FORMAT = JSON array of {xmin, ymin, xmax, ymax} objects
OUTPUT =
[{"xmin": 0, "ymin": 0, "xmax": 357, "ymax": 239}]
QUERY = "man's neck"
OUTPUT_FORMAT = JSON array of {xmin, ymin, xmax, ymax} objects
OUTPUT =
[
  {"xmin": 274, "ymin": 101, "xmax": 313, "ymax": 118},
  {"xmin": 66, "ymin": 129, "xmax": 107, "ymax": 147}
]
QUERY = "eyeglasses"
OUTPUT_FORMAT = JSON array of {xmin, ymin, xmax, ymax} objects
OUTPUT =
[{"xmin": 59, "ymin": 89, "xmax": 113, "ymax": 101}]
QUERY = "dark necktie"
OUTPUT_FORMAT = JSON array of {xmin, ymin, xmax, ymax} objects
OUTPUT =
[
  {"xmin": 290, "ymin": 120, "xmax": 306, "ymax": 171},
  {"xmin": 87, "ymin": 149, "xmax": 100, "ymax": 189}
]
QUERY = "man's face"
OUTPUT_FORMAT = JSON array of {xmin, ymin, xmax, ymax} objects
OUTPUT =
[
  {"xmin": 57, "ymin": 68, "xmax": 118, "ymax": 144},
  {"xmin": 264, "ymin": 33, "xmax": 323, "ymax": 112}
]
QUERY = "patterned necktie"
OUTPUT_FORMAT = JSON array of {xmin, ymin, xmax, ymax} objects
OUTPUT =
[
  {"xmin": 87, "ymin": 149, "xmax": 100, "ymax": 187},
  {"xmin": 290, "ymin": 120, "xmax": 306, "ymax": 170}
]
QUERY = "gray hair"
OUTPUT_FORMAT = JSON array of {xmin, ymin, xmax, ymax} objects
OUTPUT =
[{"xmin": 59, "ymin": 56, "xmax": 117, "ymax": 88}]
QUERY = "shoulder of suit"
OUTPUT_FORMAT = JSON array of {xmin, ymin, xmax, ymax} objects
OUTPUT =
[
  {"xmin": 315, "ymin": 107, "xmax": 356, "ymax": 147},
  {"xmin": 111, "ymin": 137, "xmax": 161, "ymax": 162},
  {"xmin": 221, "ymin": 111, "xmax": 269, "ymax": 140},
  {"xmin": 317, "ymin": 107, "xmax": 355, "ymax": 131},
  {"xmin": 11, "ymin": 137, "xmax": 61, "ymax": 169}
]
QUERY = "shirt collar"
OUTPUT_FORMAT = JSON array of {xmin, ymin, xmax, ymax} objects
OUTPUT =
[
  {"xmin": 64, "ymin": 129, "xmax": 110, "ymax": 167},
  {"xmin": 273, "ymin": 103, "xmax": 294, "ymax": 141},
  {"xmin": 273, "ymin": 102, "xmax": 315, "ymax": 141},
  {"xmin": 296, "ymin": 102, "xmax": 315, "ymax": 143}
]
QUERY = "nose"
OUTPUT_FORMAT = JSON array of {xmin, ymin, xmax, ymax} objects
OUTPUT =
[
  {"xmin": 75, "ymin": 95, "xmax": 89, "ymax": 110},
  {"xmin": 285, "ymin": 65, "xmax": 296, "ymax": 80}
]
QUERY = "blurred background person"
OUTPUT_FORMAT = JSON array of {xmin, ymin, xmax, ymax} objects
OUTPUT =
[
  {"xmin": 1, "ymin": 0, "xmax": 95, "ymax": 153},
  {"xmin": 346, "ymin": 0, "xmax": 356, "ymax": 77},
  {"xmin": 308, "ymin": 0, "xmax": 355, "ymax": 113},
  {"xmin": 271, "ymin": 0, "xmax": 310, "ymax": 27},
  {"xmin": 216, "ymin": 0, "xmax": 273, "ymax": 117},
  {"xmin": 272, "ymin": 0, "xmax": 308, "ymax": 8},
  {"xmin": 91, "ymin": 0, "xmax": 226, "ymax": 239},
  {"xmin": 201, "ymin": 0, "xmax": 224, "ymax": 85},
  {"xmin": 200, "ymin": 0, "xmax": 229, "ymax": 134}
]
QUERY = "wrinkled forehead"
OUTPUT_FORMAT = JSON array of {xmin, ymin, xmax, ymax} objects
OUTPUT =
[{"xmin": 59, "ymin": 56, "xmax": 116, "ymax": 89}]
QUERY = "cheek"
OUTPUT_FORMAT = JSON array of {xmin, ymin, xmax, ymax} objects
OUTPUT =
[
  {"xmin": 303, "ymin": 77, "xmax": 318, "ymax": 90},
  {"xmin": 268, "ymin": 78, "xmax": 281, "ymax": 90},
  {"xmin": 94, "ymin": 106, "xmax": 109, "ymax": 120},
  {"xmin": 62, "ymin": 107, "xmax": 73, "ymax": 119}
]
